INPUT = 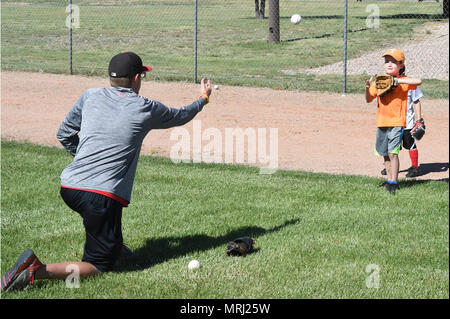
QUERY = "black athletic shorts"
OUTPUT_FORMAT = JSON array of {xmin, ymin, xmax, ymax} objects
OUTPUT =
[
  {"xmin": 60, "ymin": 187, "xmax": 123, "ymax": 273},
  {"xmin": 402, "ymin": 129, "xmax": 417, "ymax": 150}
]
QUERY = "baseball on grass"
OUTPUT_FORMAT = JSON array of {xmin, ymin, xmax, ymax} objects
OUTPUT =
[
  {"xmin": 188, "ymin": 259, "xmax": 201, "ymax": 270},
  {"xmin": 290, "ymin": 14, "xmax": 302, "ymax": 25},
  {"xmin": 214, "ymin": 84, "xmax": 219, "ymax": 90}
]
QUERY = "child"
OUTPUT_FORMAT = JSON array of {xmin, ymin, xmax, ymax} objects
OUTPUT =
[
  {"xmin": 404, "ymin": 86, "xmax": 424, "ymax": 177},
  {"xmin": 380, "ymin": 84, "xmax": 424, "ymax": 178},
  {"xmin": 365, "ymin": 48, "xmax": 422, "ymax": 193}
]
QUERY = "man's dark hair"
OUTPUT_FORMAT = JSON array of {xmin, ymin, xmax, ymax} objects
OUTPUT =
[{"xmin": 110, "ymin": 76, "xmax": 133, "ymax": 88}]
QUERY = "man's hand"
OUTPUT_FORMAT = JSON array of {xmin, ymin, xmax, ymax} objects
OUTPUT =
[{"xmin": 201, "ymin": 78, "xmax": 212, "ymax": 97}]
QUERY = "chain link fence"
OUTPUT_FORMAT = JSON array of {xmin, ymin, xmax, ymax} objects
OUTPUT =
[{"xmin": 2, "ymin": 0, "xmax": 449, "ymax": 94}]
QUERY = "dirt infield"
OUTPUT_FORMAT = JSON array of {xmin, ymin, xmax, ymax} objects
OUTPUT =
[{"xmin": 1, "ymin": 71, "xmax": 449, "ymax": 180}]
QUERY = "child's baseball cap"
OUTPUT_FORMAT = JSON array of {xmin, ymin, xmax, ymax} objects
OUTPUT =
[
  {"xmin": 382, "ymin": 48, "xmax": 405, "ymax": 63},
  {"xmin": 108, "ymin": 52, "xmax": 152, "ymax": 78}
]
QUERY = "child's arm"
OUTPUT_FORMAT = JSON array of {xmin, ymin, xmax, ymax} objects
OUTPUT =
[
  {"xmin": 365, "ymin": 77, "xmax": 376, "ymax": 103},
  {"xmin": 413, "ymin": 100, "xmax": 422, "ymax": 122},
  {"xmin": 398, "ymin": 77, "xmax": 422, "ymax": 86}
]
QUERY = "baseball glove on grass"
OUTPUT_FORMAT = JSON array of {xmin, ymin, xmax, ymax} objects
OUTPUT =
[
  {"xmin": 411, "ymin": 118, "xmax": 426, "ymax": 140},
  {"xmin": 226, "ymin": 237, "xmax": 255, "ymax": 256},
  {"xmin": 375, "ymin": 74, "xmax": 398, "ymax": 97}
]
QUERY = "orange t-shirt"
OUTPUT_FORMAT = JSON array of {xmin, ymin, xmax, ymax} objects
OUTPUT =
[{"xmin": 368, "ymin": 78, "xmax": 417, "ymax": 127}]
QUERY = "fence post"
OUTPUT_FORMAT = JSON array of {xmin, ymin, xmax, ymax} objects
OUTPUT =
[
  {"xmin": 343, "ymin": 0, "xmax": 348, "ymax": 93},
  {"xmin": 194, "ymin": 0, "xmax": 198, "ymax": 83},
  {"xmin": 69, "ymin": 0, "xmax": 73, "ymax": 75}
]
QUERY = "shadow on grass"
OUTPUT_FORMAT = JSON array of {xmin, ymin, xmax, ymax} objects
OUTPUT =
[
  {"xmin": 239, "ymin": 16, "xmax": 344, "ymax": 20},
  {"xmin": 282, "ymin": 28, "xmax": 368, "ymax": 43},
  {"xmin": 114, "ymin": 219, "xmax": 300, "ymax": 272},
  {"xmin": 399, "ymin": 177, "xmax": 449, "ymax": 189},
  {"xmin": 419, "ymin": 162, "xmax": 449, "ymax": 176},
  {"xmin": 368, "ymin": 14, "xmax": 448, "ymax": 20},
  {"xmin": 398, "ymin": 162, "xmax": 448, "ymax": 178},
  {"xmin": 244, "ymin": 14, "xmax": 447, "ymax": 21}
]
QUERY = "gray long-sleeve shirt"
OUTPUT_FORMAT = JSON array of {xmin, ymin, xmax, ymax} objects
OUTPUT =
[{"xmin": 57, "ymin": 87, "xmax": 206, "ymax": 205}]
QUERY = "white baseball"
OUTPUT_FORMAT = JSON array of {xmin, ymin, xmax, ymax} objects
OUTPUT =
[
  {"xmin": 291, "ymin": 14, "xmax": 301, "ymax": 25},
  {"xmin": 214, "ymin": 85, "xmax": 219, "ymax": 90},
  {"xmin": 188, "ymin": 259, "xmax": 201, "ymax": 270}
]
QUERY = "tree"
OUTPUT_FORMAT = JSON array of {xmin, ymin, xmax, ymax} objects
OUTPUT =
[
  {"xmin": 268, "ymin": 0, "xmax": 279, "ymax": 43},
  {"xmin": 255, "ymin": 0, "xmax": 266, "ymax": 19}
]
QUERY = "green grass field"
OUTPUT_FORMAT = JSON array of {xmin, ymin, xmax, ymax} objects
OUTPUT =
[
  {"xmin": 1, "ymin": 140, "xmax": 448, "ymax": 299},
  {"xmin": 1, "ymin": 0, "xmax": 448, "ymax": 98}
]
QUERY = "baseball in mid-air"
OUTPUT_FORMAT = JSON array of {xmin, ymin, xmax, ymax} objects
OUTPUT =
[
  {"xmin": 214, "ymin": 84, "xmax": 219, "ymax": 90},
  {"xmin": 188, "ymin": 259, "xmax": 201, "ymax": 270},
  {"xmin": 291, "ymin": 14, "xmax": 302, "ymax": 24}
]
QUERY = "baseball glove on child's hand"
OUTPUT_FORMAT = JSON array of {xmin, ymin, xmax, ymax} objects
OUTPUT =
[
  {"xmin": 375, "ymin": 74, "xmax": 398, "ymax": 97},
  {"xmin": 411, "ymin": 118, "xmax": 426, "ymax": 140},
  {"xmin": 226, "ymin": 237, "xmax": 255, "ymax": 256}
]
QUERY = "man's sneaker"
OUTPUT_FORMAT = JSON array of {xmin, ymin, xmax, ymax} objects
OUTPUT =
[
  {"xmin": 381, "ymin": 168, "xmax": 387, "ymax": 176},
  {"xmin": 406, "ymin": 166, "xmax": 421, "ymax": 178},
  {"xmin": 386, "ymin": 183, "xmax": 400, "ymax": 194},
  {"xmin": 0, "ymin": 249, "xmax": 43, "ymax": 292}
]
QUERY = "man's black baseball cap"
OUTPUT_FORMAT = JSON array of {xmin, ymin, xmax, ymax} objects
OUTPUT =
[{"xmin": 108, "ymin": 52, "xmax": 152, "ymax": 78}]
